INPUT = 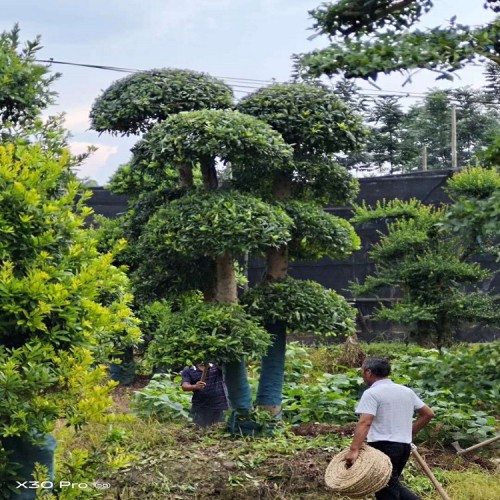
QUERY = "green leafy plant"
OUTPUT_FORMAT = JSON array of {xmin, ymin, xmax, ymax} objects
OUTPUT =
[
  {"xmin": 131, "ymin": 374, "xmax": 192, "ymax": 421},
  {"xmin": 243, "ymin": 277, "xmax": 356, "ymax": 337},
  {"xmin": 147, "ymin": 303, "xmax": 271, "ymax": 367}
]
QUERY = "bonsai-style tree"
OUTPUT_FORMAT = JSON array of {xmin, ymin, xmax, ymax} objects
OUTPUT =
[
  {"xmin": 235, "ymin": 83, "xmax": 365, "ymax": 415},
  {"xmin": 130, "ymin": 110, "xmax": 296, "ymax": 425},
  {"xmin": 350, "ymin": 168, "xmax": 500, "ymax": 348},
  {"xmin": 296, "ymin": 0, "xmax": 500, "ymax": 81}
]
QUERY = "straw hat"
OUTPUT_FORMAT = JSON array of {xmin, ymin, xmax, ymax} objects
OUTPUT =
[{"xmin": 325, "ymin": 444, "xmax": 392, "ymax": 498}]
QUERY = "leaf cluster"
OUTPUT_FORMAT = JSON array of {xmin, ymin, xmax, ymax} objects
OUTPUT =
[
  {"xmin": 0, "ymin": 25, "xmax": 58, "ymax": 130},
  {"xmin": 147, "ymin": 303, "xmax": 271, "ymax": 367},
  {"xmin": 284, "ymin": 201, "xmax": 360, "ymax": 260},
  {"xmin": 298, "ymin": 13, "xmax": 500, "ymax": 80},
  {"xmin": 132, "ymin": 109, "xmax": 293, "ymax": 172},
  {"xmin": 237, "ymin": 83, "xmax": 366, "ymax": 157},
  {"xmin": 310, "ymin": 0, "xmax": 434, "ymax": 38},
  {"xmin": 242, "ymin": 277, "xmax": 356, "ymax": 337},
  {"xmin": 144, "ymin": 190, "xmax": 293, "ymax": 257},
  {"xmin": 0, "ymin": 143, "xmax": 141, "ymax": 440},
  {"xmin": 90, "ymin": 68, "xmax": 234, "ymax": 135}
]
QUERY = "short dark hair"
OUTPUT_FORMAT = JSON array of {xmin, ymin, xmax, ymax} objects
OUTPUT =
[{"xmin": 362, "ymin": 357, "xmax": 391, "ymax": 377}]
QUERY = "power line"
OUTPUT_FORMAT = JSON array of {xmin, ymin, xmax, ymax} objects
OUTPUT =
[{"xmin": 35, "ymin": 58, "xmax": 500, "ymax": 106}]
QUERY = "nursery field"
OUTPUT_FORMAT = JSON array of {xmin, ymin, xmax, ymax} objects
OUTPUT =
[{"xmin": 47, "ymin": 342, "xmax": 499, "ymax": 500}]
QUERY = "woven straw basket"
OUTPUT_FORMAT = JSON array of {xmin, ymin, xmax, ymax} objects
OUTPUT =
[{"xmin": 325, "ymin": 444, "xmax": 392, "ymax": 498}]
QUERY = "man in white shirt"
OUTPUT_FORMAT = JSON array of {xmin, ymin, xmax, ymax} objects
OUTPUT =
[{"xmin": 345, "ymin": 357, "xmax": 434, "ymax": 499}]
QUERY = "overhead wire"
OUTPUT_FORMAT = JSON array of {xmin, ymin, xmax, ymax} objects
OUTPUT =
[{"xmin": 35, "ymin": 58, "xmax": 500, "ymax": 107}]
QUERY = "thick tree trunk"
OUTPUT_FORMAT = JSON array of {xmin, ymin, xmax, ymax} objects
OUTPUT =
[
  {"xmin": 178, "ymin": 163, "xmax": 193, "ymax": 188},
  {"xmin": 201, "ymin": 156, "xmax": 218, "ymax": 190},
  {"xmin": 257, "ymin": 173, "xmax": 293, "ymax": 419},
  {"xmin": 223, "ymin": 359, "xmax": 253, "ymax": 412},
  {"xmin": 215, "ymin": 254, "xmax": 237, "ymax": 303},
  {"xmin": 265, "ymin": 246, "xmax": 289, "ymax": 281},
  {"xmin": 215, "ymin": 253, "xmax": 254, "ymax": 425},
  {"xmin": 256, "ymin": 321, "xmax": 286, "ymax": 416}
]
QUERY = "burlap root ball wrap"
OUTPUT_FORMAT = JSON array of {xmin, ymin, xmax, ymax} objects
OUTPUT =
[{"xmin": 325, "ymin": 444, "xmax": 392, "ymax": 498}]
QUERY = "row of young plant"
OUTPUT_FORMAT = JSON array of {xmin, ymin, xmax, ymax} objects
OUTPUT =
[{"xmin": 133, "ymin": 342, "xmax": 499, "ymax": 445}]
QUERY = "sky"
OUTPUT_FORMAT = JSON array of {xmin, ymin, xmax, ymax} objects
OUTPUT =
[{"xmin": 2, "ymin": 0, "xmax": 497, "ymax": 184}]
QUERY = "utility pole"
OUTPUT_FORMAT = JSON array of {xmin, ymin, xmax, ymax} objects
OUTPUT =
[
  {"xmin": 451, "ymin": 105, "xmax": 457, "ymax": 169},
  {"xmin": 422, "ymin": 145, "xmax": 427, "ymax": 171}
]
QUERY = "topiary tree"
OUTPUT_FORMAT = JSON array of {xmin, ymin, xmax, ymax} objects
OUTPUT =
[
  {"xmin": 296, "ymin": 0, "xmax": 500, "ymax": 81},
  {"xmin": 90, "ymin": 68, "xmax": 234, "ymax": 135},
  {"xmin": 134, "ymin": 114, "xmax": 294, "ymax": 423},
  {"xmin": 350, "ymin": 181, "xmax": 499, "ymax": 348},
  {"xmin": 233, "ymin": 83, "xmax": 365, "ymax": 416}
]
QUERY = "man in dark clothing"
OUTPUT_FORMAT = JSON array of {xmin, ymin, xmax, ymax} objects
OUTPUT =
[{"xmin": 181, "ymin": 364, "xmax": 228, "ymax": 427}]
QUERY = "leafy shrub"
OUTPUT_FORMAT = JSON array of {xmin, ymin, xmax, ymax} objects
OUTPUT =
[
  {"xmin": 282, "ymin": 370, "xmax": 362, "ymax": 424},
  {"xmin": 243, "ymin": 277, "xmax": 356, "ymax": 337},
  {"xmin": 0, "ymin": 143, "xmax": 141, "ymax": 442},
  {"xmin": 131, "ymin": 374, "xmax": 192, "ymax": 422},
  {"xmin": 147, "ymin": 302, "xmax": 271, "ymax": 367}
]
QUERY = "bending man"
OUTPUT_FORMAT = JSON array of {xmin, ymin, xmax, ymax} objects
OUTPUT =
[{"xmin": 346, "ymin": 357, "xmax": 434, "ymax": 499}]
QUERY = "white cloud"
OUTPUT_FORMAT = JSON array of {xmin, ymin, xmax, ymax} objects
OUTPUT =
[
  {"xmin": 63, "ymin": 107, "xmax": 91, "ymax": 135},
  {"xmin": 69, "ymin": 141, "xmax": 119, "ymax": 183}
]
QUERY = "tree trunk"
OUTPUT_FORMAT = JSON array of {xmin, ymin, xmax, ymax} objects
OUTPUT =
[
  {"xmin": 265, "ymin": 246, "xmax": 289, "ymax": 281},
  {"xmin": 178, "ymin": 163, "xmax": 193, "ymax": 188},
  {"xmin": 201, "ymin": 156, "xmax": 218, "ymax": 190},
  {"xmin": 256, "ymin": 172, "xmax": 292, "ymax": 419},
  {"xmin": 256, "ymin": 321, "xmax": 286, "ymax": 416},
  {"xmin": 223, "ymin": 359, "xmax": 253, "ymax": 412},
  {"xmin": 215, "ymin": 254, "xmax": 237, "ymax": 303}
]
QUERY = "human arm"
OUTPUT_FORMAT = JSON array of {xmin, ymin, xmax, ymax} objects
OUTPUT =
[
  {"xmin": 181, "ymin": 380, "xmax": 206, "ymax": 392},
  {"xmin": 412, "ymin": 405, "xmax": 434, "ymax": 438},
  {"xmin": 345, "ymin": 413, "xmax": 375, "ymax": 466}
]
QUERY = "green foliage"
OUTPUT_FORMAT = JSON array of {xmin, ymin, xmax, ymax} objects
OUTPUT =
[
  {"xmin": 0, "ymin": 143, "xmax": 141, "ymax": 441},
  {"xmin": 237, "ymin": 83, "xmax": 366, "ymax": 158},
  {"xmin": 279, "ymin": 342, "xmax": 499, "ymax": 444},
  {"xmin": 144, "ymin": 190, "xmax": 293, "ymax": 258},
  {"xmin": 393, "ymin": 344, "xmax": 499, "ymax": 442},
  {"xmin": 309, "ymin": 0, "xmax": 433, "ymax": 38},
  {"xmin": 132, "ymin": 109, "xmax": 293, "ymax": 172},
  {"xmin": 90, "ymin": 68, "xmax": 234, "ymax": 135},
  {"xmin": 297, "ymin": 1, "xmax": 500, "ymax": 80},
  {"xmin": 442, "ymin": 167, "xmax": 500, "ymax": 257},
  {"xmin": 290, "ymin": 158, "xmax": 360, "ymax": 205},
  {"xmin": 107, "ymin": 162, "xmax": 181, "ymax": 196},
  {"xmin": 243, "ymin": 277, "xmax": 356, "ymax": 337},
  {"xmin": 0, "ymin": 25, "xmax": 58, "ymax": 131},
  {"xmin": 351, "ymin": 197, "xmax": 498, "ymax": 347},
  {"xmin": 284, "ymin": 200, "xmax": 360, "ymax": 260},
  {"xmin": 131, "ymin": 374, "xmax": 192, "ymax": 421},
  {"xmin": 446, "ymin": 166, "xmax": 500, "ymax": 200},
  {"xmin": 352, "ymin": 198, "xmax": 432, "ymax": 223},
  {"xmin": 147, "ymin": 303, "xmax": 271, "ymax": 367}
]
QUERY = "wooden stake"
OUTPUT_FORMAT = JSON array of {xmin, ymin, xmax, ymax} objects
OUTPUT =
[
  {"xmin": 411, "ymin": 444, "xmax": 450, "ymax": 500},
  {"xmin": 451, "ymin": 105, "xmax": 457, "ymax": 169},
  {"xmin": 200, "ymin": 365, "xmax": 209, "ymax": 383},
  {"xmin": 422, "ymin": 145, "xmax": 427, "ymax": 171}
]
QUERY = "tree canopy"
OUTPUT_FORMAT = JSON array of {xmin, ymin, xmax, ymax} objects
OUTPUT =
[
  {"xmin": 297, "ymin": 1, "xmax": 500, "ymax": 81},
  {"xmin": 90, "ymin": 68, "xmax": 234, "ymax": 135}
]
